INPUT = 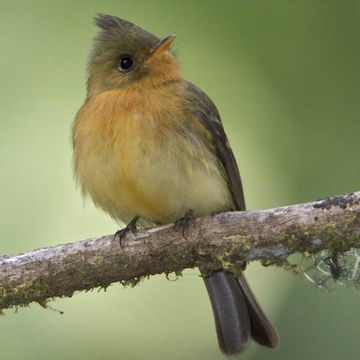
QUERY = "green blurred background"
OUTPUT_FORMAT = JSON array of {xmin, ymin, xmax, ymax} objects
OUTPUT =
[{"xmin": 0, "ymin": 0, "xmax": 359, "ymax": 359}]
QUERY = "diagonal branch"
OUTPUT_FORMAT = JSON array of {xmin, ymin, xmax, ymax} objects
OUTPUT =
[{"xmin": 0, "ymin": 192, "xmax": 359, "ymax": 310}]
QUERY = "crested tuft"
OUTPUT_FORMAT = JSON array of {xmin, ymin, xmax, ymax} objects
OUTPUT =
[{"xmin": 94, "ymin": 13, "xmax": 135, "ymax": 31}]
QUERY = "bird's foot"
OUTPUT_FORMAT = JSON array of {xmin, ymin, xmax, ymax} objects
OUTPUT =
[
  {"xmin": 114, "ymin": 215, "xmax": 140, "ymax": 247},
  {"xmin": 174, "ymin": 209, "xmax": 194, "ymax": 238}
]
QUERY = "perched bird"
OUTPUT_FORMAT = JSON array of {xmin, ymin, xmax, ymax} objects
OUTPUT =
[{"xmin": 73, "ymin": 14, "xmax": 278, "ymax": 355}]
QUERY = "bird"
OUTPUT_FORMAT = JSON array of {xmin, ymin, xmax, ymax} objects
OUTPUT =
[{"xmin": 72, "ymin": 14, "xmax": 278, "ymax": 355}]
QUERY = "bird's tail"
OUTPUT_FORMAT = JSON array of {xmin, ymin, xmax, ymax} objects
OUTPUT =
[{"xmin": 203, "ymin": 270, "xmax": 278, "ymax": 355}]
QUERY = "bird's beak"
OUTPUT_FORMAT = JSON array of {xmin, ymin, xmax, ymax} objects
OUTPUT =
[{"xmin": 149, "ymin": 34, "xmax": 176, "ymax": 58}]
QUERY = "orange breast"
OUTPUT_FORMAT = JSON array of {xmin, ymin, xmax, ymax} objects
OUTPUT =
[{"xmin": 73, "ymin": 85, "xmax": 232, "ymax": 225}]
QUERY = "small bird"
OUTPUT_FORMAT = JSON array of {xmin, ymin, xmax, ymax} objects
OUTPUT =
[{"xmin": 73, "ymin": 14, "xmax": 278, "ymax": 355}]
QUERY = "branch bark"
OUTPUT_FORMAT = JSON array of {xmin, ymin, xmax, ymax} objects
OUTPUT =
[{"xmin": 0, "ymin": 192, "xmax": 359, "ymax": 310}]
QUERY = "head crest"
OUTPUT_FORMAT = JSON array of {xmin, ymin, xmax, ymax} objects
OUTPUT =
[{"xmin": 95, "ymin": 14, "xmax": 135, "ymax": 31}]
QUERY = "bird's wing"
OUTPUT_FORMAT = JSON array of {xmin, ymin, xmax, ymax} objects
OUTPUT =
[
  {"xmin": 185, "ymin": 81, "xmax": 279, "ymax": 350},
  {"xmin": 185, "ymin": 81, "xmax": 245, "ymax": 211}
]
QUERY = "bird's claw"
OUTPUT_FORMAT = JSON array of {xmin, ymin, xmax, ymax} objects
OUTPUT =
[
  {"xmin": 174, "ymin": 209, "xmax": 194, "ymax": 238},
  {"xmin": 114, "ymin": 215, "xmax": 139, "ymax": 247}
]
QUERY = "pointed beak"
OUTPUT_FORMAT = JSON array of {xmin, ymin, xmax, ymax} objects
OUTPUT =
[{"xmin": 149, "ymin": 34, "xmax": 176, "ymax": 58}]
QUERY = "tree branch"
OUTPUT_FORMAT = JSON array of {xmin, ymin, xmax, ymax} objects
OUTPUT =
[{"xmin": 0, "ymin": 192, "xmax": 359, "ymax": 310}]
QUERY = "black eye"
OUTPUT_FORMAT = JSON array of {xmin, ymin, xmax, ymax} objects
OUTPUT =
[{"xmin": 118, "ymin": 56, "xmax": 134, "ymax": 72}]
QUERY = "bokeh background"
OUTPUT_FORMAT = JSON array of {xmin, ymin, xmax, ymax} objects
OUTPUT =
[{"xmin": 0, "ymin": 1, "xmax": 359, "ymax": 359}]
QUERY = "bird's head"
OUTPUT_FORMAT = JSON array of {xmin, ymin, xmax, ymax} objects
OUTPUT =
[{"xmin": 87, "ymin": 14, "xmax": 181, "ymax": 97}]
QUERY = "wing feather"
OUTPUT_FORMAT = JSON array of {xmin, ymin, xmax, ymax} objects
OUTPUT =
[{"xmin": 185, "ymin": 81, "xmax": 246, "ymax": 211}]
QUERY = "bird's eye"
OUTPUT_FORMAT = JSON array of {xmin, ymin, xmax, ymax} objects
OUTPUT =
[{"xmin": 118, "ymin": 55, "xmax": 134, "ymax": 72}]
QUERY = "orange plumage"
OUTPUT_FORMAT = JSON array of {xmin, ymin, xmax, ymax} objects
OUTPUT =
[{"xmin": 73, "ymin": 56, "xmax": 231, "ymax": 224}]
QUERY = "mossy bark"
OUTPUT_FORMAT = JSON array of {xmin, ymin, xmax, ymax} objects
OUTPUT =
[{"xmin": 0, "ymin": 192, "xmax": 359, "ymax": 310}]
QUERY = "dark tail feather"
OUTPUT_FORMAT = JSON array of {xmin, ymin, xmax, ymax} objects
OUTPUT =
[
  {"xmin": 203, "ymin": 270, "xmax": 278, "ymax": 355},
  {"xmin": 203, "ymin": 270, "xmax": 251, "ymax": 355},
  {"xmin": 237, "ymin": 273, "xmax": 278, "ymax": 348}
]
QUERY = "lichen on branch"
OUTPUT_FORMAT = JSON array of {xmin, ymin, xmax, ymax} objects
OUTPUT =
[{"xmin": 0, "ymin": 192, "xmax": 359, "ymax": 310}]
